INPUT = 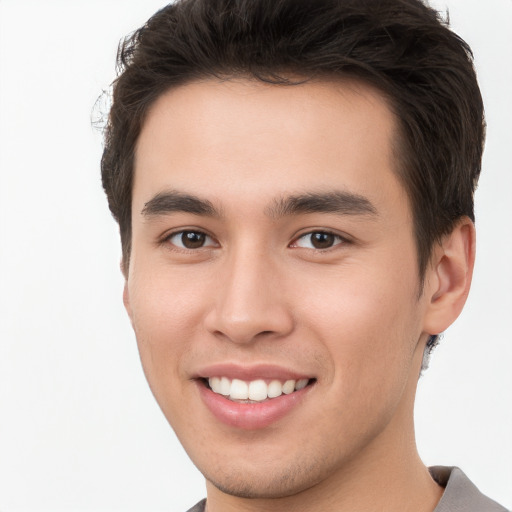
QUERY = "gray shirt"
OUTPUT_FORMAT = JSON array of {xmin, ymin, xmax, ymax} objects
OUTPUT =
[
  {"xmin": 185, "ymin": 466, "xmax": 509, "ymax": 512},
  {"xmin": 430, "ymin": 466, "xmax": 508, "ymax": 512}
]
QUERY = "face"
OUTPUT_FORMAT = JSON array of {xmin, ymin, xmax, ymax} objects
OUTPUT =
[{"xmin": 125, "ymin": 79, "xmax": 433, "ymax": 499}]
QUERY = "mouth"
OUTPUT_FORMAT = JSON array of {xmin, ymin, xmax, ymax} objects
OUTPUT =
[
  {"xmin": 203, "ymin": 376, "xmax": 315, "ymax": 403},
  {"xmin": 195, "ymin": 364, "xmax": 317, "ymax": 429}
]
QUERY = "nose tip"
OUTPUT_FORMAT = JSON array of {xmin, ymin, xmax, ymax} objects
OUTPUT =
[
  {"xmin": 203, "ymin": 261, "xmax": 294, "ymax": 345},
  {"xmin": 205, "ymin": 312, "xmax": 286, "ymax": 345}
]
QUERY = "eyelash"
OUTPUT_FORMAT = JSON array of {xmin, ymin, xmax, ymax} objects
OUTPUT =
[
  {"xmin": 291, "ymin": 230, "xmax": 347, "ymax": 250},
  {"xmin": 163, "ymin": 230, "xmax": 218, "ymax": 250},
  {"xmin": 162, "ymin": 229, "xmax": 348, "ymax": 252}
]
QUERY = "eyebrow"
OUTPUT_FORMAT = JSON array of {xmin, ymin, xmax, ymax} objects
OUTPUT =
[
  {"xmin": 141, "ymin": 189, "xmax": 378, "ymax": 220},
  {"xmin": 142, "ymin": 190, "xmax": 220, "ymax": 218},
  {"xmin": 266, "ymin": 191, "xmax": 378, "ymax": 218}
]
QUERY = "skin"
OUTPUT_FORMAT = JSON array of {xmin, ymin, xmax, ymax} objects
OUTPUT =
[{"xmin": 124, "ymin": 79, "xmax": 475, "ymax": 512}]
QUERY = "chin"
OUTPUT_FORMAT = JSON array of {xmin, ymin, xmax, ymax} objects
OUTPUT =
[{"xmin": 200, "ymin": 454, "xmax": 329, "ymax": 500}]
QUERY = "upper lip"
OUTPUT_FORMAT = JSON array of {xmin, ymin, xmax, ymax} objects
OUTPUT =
[{"xmin": 194, "ymin": 363, "xmax": 314, "ymax": 382}]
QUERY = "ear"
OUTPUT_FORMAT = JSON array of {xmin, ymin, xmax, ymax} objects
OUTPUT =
[
  {"xmin": 422, "ymin": 217, "xmax": 476, "ymax": 335},
  {"xmin": 121, "ymin": 259, "xmax": 133, "ymax": 322},
  {"xmin": 123, "ymin": 282, "xmax": 132, "ymax": 316}
]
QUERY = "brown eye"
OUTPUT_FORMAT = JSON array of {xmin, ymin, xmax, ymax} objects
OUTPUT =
[
  {"xmin": 182, "ymin": 231, "xmax": 205, "ymax": 248},
  {"xmin": 168, "ymin": 230, "xmax": 216, "ymax": 249},
  {"xmin": 310, "ymin": 232, "xmax": 336, "ymax": 249},
  {"xmin": 293, "ymin": 231, "xmax": 343, "ymax": 249}
]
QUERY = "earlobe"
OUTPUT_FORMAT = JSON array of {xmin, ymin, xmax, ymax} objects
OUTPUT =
[{"xmin": 423, "ymin": 217, "xmax": 476, "ymax": 335}]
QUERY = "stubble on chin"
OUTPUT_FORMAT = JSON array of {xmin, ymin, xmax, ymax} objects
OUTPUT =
[{"xmin": 203, "ymin": 455, "xmax": 328, "ymax": 500}]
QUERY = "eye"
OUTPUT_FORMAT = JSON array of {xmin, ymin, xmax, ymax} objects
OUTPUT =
[
  {"xmin": 167, "ymin": 230, "xmax": 217, "ymax": 250},
  {"xmin": 292, "ymin": 231, "xmax": 344, "ymax": 250}
]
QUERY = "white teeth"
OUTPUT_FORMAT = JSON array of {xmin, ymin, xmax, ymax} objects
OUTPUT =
[
  {"xmin": 282, "ymin": 380, "xmax": 295, "ymax": 394},
  {"xmin": 267, "ymin": 379, "xmax": 283, "ymax": 398},
  {"xmin": 295, "ymin": 378, "xmax": 309, "ymax": 390},
  {"xmin": 230, "ymin": 379, "xmax": 249, "ymax": 400},
  {"xmin": 219, "ymin": 376, "xmax": 231, "ymax": 395},
  {"xmin": 248, "ymin": 379, "xmax": 267, "ymax": 401},
  {"xmin": 209, "ymin": 377, "xmax": 221, "ymax": 394},
  {"xmin": 208, "ymin": 376, "xmax": 311, "ymax": 401}
]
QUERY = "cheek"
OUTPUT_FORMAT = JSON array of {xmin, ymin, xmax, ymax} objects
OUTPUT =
[
  {"xmin": 129, "ymin": 264, "xmax": 207, "ymax": 334},
  {"xmin": 300, "ymin": 258, "xmax": 419, "ymax": 331},
  {"xmin": 298, "ymin": 259, "xmax": 422, "ymax": 392},
  {"xmin": 126, "ymin": 268, "xmax": 208, "ymax": 400}
]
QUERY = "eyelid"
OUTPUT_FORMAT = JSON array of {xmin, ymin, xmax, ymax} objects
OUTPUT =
[
  {"xmin": 159, "ymin": 227, "xmax": 350, "ymax": 251},
  {"xmin": 162, "ymin": 228, "xmax": 219, "ymax": 250},
  {"xmin": 289, "ymin": 229, "xmax": 349, "ymax": 249}
]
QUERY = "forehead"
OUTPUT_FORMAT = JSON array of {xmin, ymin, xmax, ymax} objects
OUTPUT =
[{"xmin": 133, "ymin": 78, "xmax": 407, "ymax": 217}]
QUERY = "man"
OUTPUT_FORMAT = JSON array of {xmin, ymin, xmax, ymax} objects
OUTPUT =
[{"xmin": 100, "ymin": 0, "xmax": 508, "ymax": 510}]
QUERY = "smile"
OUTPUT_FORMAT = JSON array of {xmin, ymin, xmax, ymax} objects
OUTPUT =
[
  {"xmin": 196, "ymin": 366, "xmax": 316, "ymax": 429},
  {"xmin": 207, "ymin": 376, "xmax": 310, "ymax": 402}
]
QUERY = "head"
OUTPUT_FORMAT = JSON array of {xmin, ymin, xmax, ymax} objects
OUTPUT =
[
  {"xmin": 102, "ymin": 0, "xmax": 484, "ymax": 284},
  {"xmin": 101, "ymin": 0, "xmax": 483, "ymax": 504}
]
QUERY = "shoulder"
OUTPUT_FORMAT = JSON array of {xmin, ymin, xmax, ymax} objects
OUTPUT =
[
  {"xmin": 431, "ymin": 466, "xmax": 509, "ymax": 512},
  {"xmin": 185, "ymin": 498, "xmax": 206, "ymax": 512}
]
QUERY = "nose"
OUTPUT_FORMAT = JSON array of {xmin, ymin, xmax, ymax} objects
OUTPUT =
[{"xmin": 203, "ymin": 248, "xmax": 295, "ymax": 345}]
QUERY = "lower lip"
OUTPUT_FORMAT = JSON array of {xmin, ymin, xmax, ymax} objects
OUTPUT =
[{"xmin": 197, "ymin": 381, "xmax": 313, "ymax": 430}]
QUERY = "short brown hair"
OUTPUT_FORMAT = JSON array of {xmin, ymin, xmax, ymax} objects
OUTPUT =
[{"xmin": 101, "ymin": 0, "xmax": 485, "ymax": 284}]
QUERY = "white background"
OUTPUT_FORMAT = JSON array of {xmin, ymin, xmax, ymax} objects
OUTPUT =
[{"xmin": 0, "ymin": 1, "xmax": 510, "ymax": 510}]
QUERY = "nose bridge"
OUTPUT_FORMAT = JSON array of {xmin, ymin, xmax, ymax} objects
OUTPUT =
[{"xmin": 205, "ymin": 239, "xmax": 293, "ymax": 343}]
